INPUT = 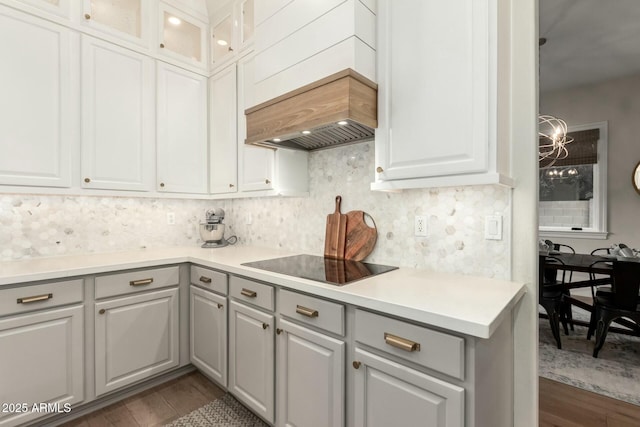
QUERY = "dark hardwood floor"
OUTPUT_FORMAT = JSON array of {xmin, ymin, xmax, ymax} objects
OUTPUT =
[
  {"xmin": 540, "ymin": 377, "xmax": 640, "ymax": 427},
  {"xmin": 59, "ymin": 371, "xmax": 225, "ymax": 427},
  {"xmin": 56, "ymin": 371, "xmax": 640, "ymax": 426}
]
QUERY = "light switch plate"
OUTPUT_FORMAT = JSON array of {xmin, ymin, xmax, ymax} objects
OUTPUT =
[{"xmin": 485, "ymin": 215, "xmax": 503, "ymax": 240}]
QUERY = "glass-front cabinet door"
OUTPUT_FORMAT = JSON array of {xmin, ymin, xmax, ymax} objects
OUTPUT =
[
  {"xmin": 210, "ymin": 5, "xmax": 234, "ymax": 68},
  {"xmin": 240, "ymin": 0, "xmax": 254, "ymax": 47},
  {"xmin": 158, "ymin": 3, "xmax": 207, "ymax": 69},
  {"xmin": 82, "ymin": 0, "xmax": 147, "ymax": 46}
]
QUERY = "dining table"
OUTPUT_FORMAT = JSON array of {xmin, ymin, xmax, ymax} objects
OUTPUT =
[{"xmin": 540, "ymin": 251, "xmax": 640, "ymax": 335}]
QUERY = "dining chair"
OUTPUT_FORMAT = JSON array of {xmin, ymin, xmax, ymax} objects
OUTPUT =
[
  {"xmin": 587, "ymin": 260, "xmax": 640, "ymax": 357},
  {"xmin": 544, "ymin": 241, "xmax": 576, "ymax": 329},
  {"xmin": 590, "ymin": 248, "xmax": 610, "ymax": 256},
  {"xmin": 539, "ymin": 255, "xmax": 571, "ymax": 349}
]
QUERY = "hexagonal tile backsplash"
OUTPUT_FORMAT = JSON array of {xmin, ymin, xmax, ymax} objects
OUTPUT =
[{"xmin": 0, "ymin": 141, "xmax": 510, "ymax": 278}]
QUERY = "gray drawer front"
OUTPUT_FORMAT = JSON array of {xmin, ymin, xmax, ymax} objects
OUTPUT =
[
  {"xmin": 190, "ymin": 265, "xmax": 228, "ymax": 295},
  {"xmin": 95, "ymin": 266, "xmax": 179, "ymax": 299},
  {"xmin": 355, "ymin": 309, "xmax": 465, "ymax": 380},
  {"xmin": 0, "ymin": 279, "xmax": 84, "ymax": 316},
  {"xmin": 279, "ymin": 289, "xmax": 344, "ymax": 336},
  {"xmin": 229, "ymin": 276, "xmax": 274, "ymax": 311}
]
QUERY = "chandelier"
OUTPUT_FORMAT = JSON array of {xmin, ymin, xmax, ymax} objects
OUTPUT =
[{"xmin": 538, "ymin": 115, "xmax": 574, "ymax": 167}]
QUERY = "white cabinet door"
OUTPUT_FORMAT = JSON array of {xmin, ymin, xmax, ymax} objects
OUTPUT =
[
  {"xmin": 0, "ymin": 6, "xmax": 75, "ymax": 188},
  {"xmin": 375, "ymin": 0, "xmax": 491, "ymax": 183},
  {"xmin": 276, "ymin": 318, "xmax": 345, "ymax": 427},
  {"xmin": 0, "ymin": 305, "xmax": 84, "ymax": 427},
  {"xmin": 353, "ymin": 348, "xmax": 464, "ymax": 427},
  {"xmin": 95, "ymin": 287, "xmax": 179, "ymax": 396},
  {"xmin": 81, "ymin": 36, "xmax": 154, "ymax": 191},
  {"xmin": 157, "ymin": 61, "xmax": 208, "ymax": 194},
  {"xmin": 190, "ymin": 285, "xmax": 227, "ymax": 387},
  {"xmin": 237, "ymin": 52, "xmax": 275, "ymax": 192},
  {"xmin": 209, "ymin": 63, "xmax": 238, "ymax": 194},
  {"xmin": 229, "ymin": 300, "xmax": 275, "ymax": 423}
]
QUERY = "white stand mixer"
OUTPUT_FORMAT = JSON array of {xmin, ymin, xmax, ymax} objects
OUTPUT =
[{"xmin": 199, "ymin": 208, "xmax": 232, "ymax": 248}]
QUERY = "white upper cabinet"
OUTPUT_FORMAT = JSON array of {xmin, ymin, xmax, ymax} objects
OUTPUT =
[
  {"xmin": 372, "ymin": 0, "xmax": 513, "ymax": 190},
  {"xmin": 157, "ymin": 61, "xmax": 208, "ymax": 194},
  {"xmin": 81, "ymin": 0, "xmax": 149, "ymax": 47},
  {"xmin": 209, "ymin": 63, "xmax": 238, "ymax": 194},
  {"xmin": 0, "ymin": 6, "xmax": 76, "ymax": 188},
  {"xmin": 81, "ymin": 36, "xmax": 155, "ymax": 191},
  {"xmin": 158, "ymin": 2, "xmax": 208, "ymax": 69},
  {"xmin": 210, "ymin": 0, "xmax": 254, "ymax": 71}
]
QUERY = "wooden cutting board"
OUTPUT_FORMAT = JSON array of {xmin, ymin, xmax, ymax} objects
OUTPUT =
[
  {"xmin": 345, "ymin": 210, "xmax": 377, "ymax": 261},
  {"xmin": 324, "ymin": 196, "xmax": 347, "ymax": 259}
]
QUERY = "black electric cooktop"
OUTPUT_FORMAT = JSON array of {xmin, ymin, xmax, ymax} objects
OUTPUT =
[{"xmin": 241, "ymin": 254, "xmax": 398, "ymax": 286}]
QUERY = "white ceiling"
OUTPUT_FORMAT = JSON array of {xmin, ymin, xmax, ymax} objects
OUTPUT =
[{"xmin": 539, "ymin": 0, "xmax": 640, "ymax": 93}]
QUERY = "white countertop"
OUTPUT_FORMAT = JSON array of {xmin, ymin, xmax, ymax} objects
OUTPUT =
[{"xmin": 0, "ymin": 246, "xmax": 526, "ymax": 339}]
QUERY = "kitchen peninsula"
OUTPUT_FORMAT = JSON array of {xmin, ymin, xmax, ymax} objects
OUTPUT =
[{"xmin": 0, "ymin": 246, "xmax": 524, "ymax": 426}]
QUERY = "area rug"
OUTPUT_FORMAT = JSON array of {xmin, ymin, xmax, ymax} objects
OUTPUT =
[
  {"xmin": 164, "ymin": 394, "xmax": 267, "ymax": 427},
  {"xmin": 539, "ymin": 308, "xmax": 640, "ymax": 406}
]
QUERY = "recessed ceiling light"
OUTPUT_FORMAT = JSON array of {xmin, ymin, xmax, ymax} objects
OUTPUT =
[
  {"xmin": 273, "ymin": 138, "xmax": 281, "ymax": 142},
  {"xmin": 302, "ymin": 130, "xmax": 311, "ymax": 135},
  {"xmin": 217, "ymin": 39, "xmax": 228, "ymax": 46},
  {"xmin": 337, "ymin": 121, "xmax": 348, "ymax": 125},
  {"xmin": 168, "ymin": 16, "xmax": 181, "ymax": 26}
]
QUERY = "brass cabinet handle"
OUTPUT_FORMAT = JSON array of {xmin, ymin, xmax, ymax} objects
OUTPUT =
[
  {"xmin": 160, "ymin": 182, "xmax": 165, "ymax": 188},
  {"xmin": 241, "ymin": 288, "xmax": 257, "ymax": 298},
  {"xmin": 84, "ymin": 177, "xmax": 91, "ymax": 183},
  {"xmin": 376, "ymin": 166, "xmax": 384, "ymax": 173},
  {"xmin": 265, "ymin": 179, "xmax": 271, "ymax": 184},
  {"xmin": 228, "ymin": 46, "xmax": 234, "ymax": 52},
  {"xmin": 229, "ymin": 183, "xmax": 235, "ymax": 188},
  {"xmin": 217, "ymin": 303, "xmax": 223, "ymax": 309},
  {"xmin": 352, "ymin": 361, "xmax": 361, "ymax": 369},
  {"xmin": 130, "ymin": 278, "xmax": 154, "ymax": 287},
  {"xmin": 199, "ymin": 276, "xmax": 212, "ymax": 284},
  {"xmin": 295, "ymin": 305, "xmax": 318, "ymax": 318},
  {"xmin": 84, "ymin": 13, "xmax": 91, "ymax": 20},
  {"xmin": 384, "ymin": 333, "xmax": 420, "ymax": 352},
  {"xmin": 262, "ymin": 322, "xmax": 269, "ymax": 330},
  {"xmin": 160, "ymin": 43, "xmax": 165, "ymax": 48},
  {"xmin": 99, "ymin": 309, "xmax": 106, "ymax": 315},
  {"xmin": 17, "ymin": 293, "xmax": 52, "ymax": 304},
  {"xmin": 276, "ymin": 328, "xmax": 283, "ymax": 335}
]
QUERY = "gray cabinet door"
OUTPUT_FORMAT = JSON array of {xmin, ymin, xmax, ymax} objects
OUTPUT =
[{"xmin": 190, "ymin": 285, "xmax": 227, "ymax": 386}]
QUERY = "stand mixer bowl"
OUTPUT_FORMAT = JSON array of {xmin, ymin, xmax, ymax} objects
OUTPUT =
[{"xmin": 199, "ymin": 222, "xmax": 225, "ymax": 243}]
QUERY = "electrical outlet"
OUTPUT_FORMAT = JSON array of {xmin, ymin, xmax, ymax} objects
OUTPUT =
[
  {"xmin": 166, "ymin": 212, "xmax": 175, "ymax": 225},
  {"xmin": 414, "ymin": 215, "xmax": 428, "ymax": 237},
  {"xmin": 484, "ymin": 214, "xmax": 503, "ymax": 240}
]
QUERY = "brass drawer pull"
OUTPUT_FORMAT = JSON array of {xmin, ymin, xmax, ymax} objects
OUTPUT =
[
  {"xmin": 99, "ymin": 309, "xmax": 106, "ymax": 315},
  {"xmin": 130, "ymin": 278, "xmax": 154, "ymax": 287},
  {"xmin": 199, "ymin": 276, "xmax": 212, "ymax": 284},
  {"xmin": 384, "ymin": 333, "xmax": 421, "ymax": 352},
  {"xmin": 217, "ymin": 303, "xmax": 223, "ymax": 309},
  {"xmin": 352, "ymin": 361, "xmax": 361, "ymax": 369},
  {"xmin": 376, "ymin": 166, "xmax": 384, "ymax": 173},
  {"xmin": 295, "ymin": 305, "xmax": 318, "ymax": 318},
  {"xmin": 262, "ymin": 322, "xmax": 269, "ymax": 330},
  {"xmin": 276, "ymin": 328, "xmax": 283, "ymax": 335},
  {"xmin": 241, "ymin": 288, "xmax": 257, "ymax": 298},
  {"xmin": 17, "ymin": 293, "xmax": 52, "ymax": 304}
]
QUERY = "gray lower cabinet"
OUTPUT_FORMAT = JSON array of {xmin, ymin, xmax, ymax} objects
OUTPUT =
[
  {"xmin": 353, "ymin": 347, "xmax": 464, "ymax": 427},
  {"xmin": 0, "ymin": 278, "xmax": 85, "ymax": 427},
  {"xmin": 276, "ymin": 318, "xmax": 345, "ymax": 427},
  {"xmin": 95, "ymin": 285, "xmax": 179, "ymax": 396},
  {"xmin": 190, "ymin": 284, "xmax": 227, "ymax": 387},
  {"xmin": 228, "ymin": 293, "xmax": 275, "ymax": 424}
]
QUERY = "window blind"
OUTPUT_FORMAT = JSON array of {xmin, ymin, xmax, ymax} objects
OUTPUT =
[{"xmin": 540, "ymin": 128, "xmax": 599, "ymax": 168}]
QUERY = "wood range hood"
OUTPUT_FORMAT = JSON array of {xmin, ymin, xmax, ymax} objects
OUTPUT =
[{"xmin": 245, "ymin": 69, "xmax": 377, "ymax": 151}]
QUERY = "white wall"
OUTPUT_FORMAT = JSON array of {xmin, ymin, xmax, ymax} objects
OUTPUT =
[{"xmin": 540, "ymin": 73, "xmax": 640, "ymax": 253}]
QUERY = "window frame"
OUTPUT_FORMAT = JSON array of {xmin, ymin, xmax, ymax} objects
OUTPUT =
[{"xmin": 539, "ymin": 121, "xmax": 608, "ymax": 239}]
